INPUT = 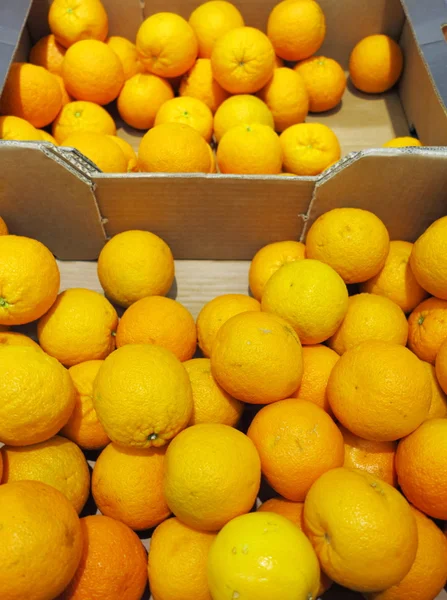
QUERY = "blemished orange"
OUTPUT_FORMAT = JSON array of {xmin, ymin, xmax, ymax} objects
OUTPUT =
[
  {"xmin": 436, "ymin": 337, "xmax": 447, "ymax": 395},
  {"xmin": 54, "ymin": 73, "xmax": 73, "ymax": 106},
  {"xmin": 108, "ymin": 135, "xmax": 137, "ymax": 172},
  {"xmin": 280, "ymin": 122, "xmax": 341, "ymax": 175},
  {"xmin": 37, "ymin": 288, "xmax": 119, "ymax": 367},
  {"xmin": 184, "ymin": 358, "xmax": 244, "ymax": 426},
  {"xmin": 148, "ymin": 517, "xmax": 216, "ymax": 600},
  {"xmin": 179, "ymin": 58, "xmax": 230, "ymax": 113},
  {"xmin": 258, "ymin": 67, "xmax": 309, "ymax": 132},
  {"xmin": 189, "ymin": 1, "xmax": 245, "ymax": 59},
  {"xmin": 349, "ymin": 34, "xmax": 404, "ymax": 94},
  {"xmin": 248, "ymin": 399, "xmax": 344, "ymax": 501},
  {"xmin": 48, "ymin": 0, "xmax": 108, "ymax": 48},
  {"xmin": 61, "ymin": 360, "xmax": 110, "ymax": 450},
  {"xmin": 267, "ymin": 0, "xmax": 326, "ymax": 61},
  {"xmin": 106, "ymin": 36, "xmax": 144, "ymax": 80},
  {"xmin": 1, "ymin": 435, "xmax": 90, "ymax": 514},
  {"xmin": 138, "ymin": 123, "xmax": 212, "ymax": 173},
  {"xmin": 295, "ymin": 55, "xmax": 346, "ymax": 112},
  {"xmin": 291, "ymin": 344, "xmax": 339, "ymax": 413},
  {"xmin": 0, "ymin": 331, "xmax": 41, "ymax": 349},
  {"xmin": 52, "ymin": 100, "xmax": 116, "ymax": 143},
  {"xmin": 303, "ymin": 468, "xmax": 417, "ymax": 592},
  {"xmin": 211, "ymin": 26, "xmax": 276, "ymax": 94},
  {"xmin": 0, "ymin": 216, "xmax": 8, "ymax": 235},
  {"xmin": 407, "ymin": 297, "xmax": 447, "ymax": 364},
  {"xmin": 0, "ymin": 115, "xmax": 42, "ymax": 141},
  {"xmin": 0, "ymin": 235, "xmax": 60, "ymax": 326},
  {"xmin": 410, "ymin": 215, "xmax": 447, "ymax": 300},
  {"xmin": 197, "ymin": 293, "xmax": 261, "ymax": 357},
  {"xmin": 29, "ymin": 33, "xmax": 66, "ymax": 74},
  {"xmin": 383, "ymin": 136, "xmax": 423, "ymax": 148},
  {"xmin": 327, "ymin": 341, "xmax": 431, "ymax": 442},
  {"xmin": 306, "ymin": 207, "xmax": 390, "ymax": 284},
  {"xmin": 424, "ymin": 361, "xmax": 447, "ymax": 419},
  {"xmin": 155, "ymin": 96, "xmax": 214, "ymax": 142},
  {"xmin": 366, "ymin": 506, "xmax": 447, "ymax": 600},
  {"xmin": 38, "ymin": 129, "xmax": 58, "ymax": 144},
  {"xmin": 0, "ymin": 62, "xmax": 62, "ymax": 128},
  {"xmin": 211, "ymin": 311, "xmax": 303, "ymax": 404},
  {"xmin": 62, "ymin": 131, "xmax": 128, "ymax": 173},
  {"xmin": 117, "ymin": 73, "xmax": 174, "ymax": 130},
  {"xmin": 164, "ymin": 423, "xmax": 261, "ymax": 531},
  {"xmin": 0, "ymin": 481, "xmax": 83, "ymax": 600},
  {"xmin": 58, "ymin": 515, "xmax": 148, "ymax": 600},
  {"xmin": 136, "ymin": 12, "xmax": 198, "ymax": 78},
  {"xmin": 97, "ymin": 230, "xmax": 175, "ymax": 308},
  {"xmin": 396, "ymin": 418, "xmax": 447, "ymax": 520},
  {"xmin": 360, "ymin": 240, "xmax": 428, "ymax": 313},
  {"xmin": 213, "ymin": 94, "xmax": 274, "ymax": 143},
  {"xmin": 217, "ymin": 123, "xmax": 283, "ymax": 175},
  {"xmin": 92, "ymin": 442, "xmax": 170, "ymax": 530},
  {"xmin": 340, "ymin": 425, "xmax": 397, "ymax": 486},
  {"xmin": 249, "ymin": 240, "xmax": 306, "ymax": 301},
  {"xmin": 62, "ymin": 40, "xmax": 124, "ymax": 105}
]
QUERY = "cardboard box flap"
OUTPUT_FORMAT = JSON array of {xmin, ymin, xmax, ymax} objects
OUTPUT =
[{"xmin": 0, "ymin": 0, "xmax": 32, "ymax": 94}]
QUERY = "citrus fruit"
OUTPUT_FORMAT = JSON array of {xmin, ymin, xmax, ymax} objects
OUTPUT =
[
  {"xmin": 38, "ymin": 129, "xmax": 58, "ymax": 144},
  {"xmin": 164, "ymin": 423, "xmax": 261, "ymax": 531},
  {"xmin": 54, "ymin": 73, "xmax": 73, "ymax": 106},
  {"xmin": 1, "ymin": 435, "xmax": 90, "ymax": 513},
  {"xmin": 189, "ymin": 0, "xmax": 245, "ymax": 58},
  {"xmin": 0, "ymin": 480, "xmax": 83, "ymax": 600},
  {"xmin": 327, "ymin": 341, "xmax": 431, "ymax": 441},
  {"xmin": 179, "ymin": 58, "xmax": 230, "ymax": 113},
  {"xmin": 61, "ymin": 360, "xmax": 110, "ymax": 450},
  {"xmin": 262, "ymin": 259, "xmax": 349, "ymax": 344},
  {"xmin": 48, "ymin": 0, "xmax": 108, "ymax": 48},
  {"xmin": 396, "ymin": 418, "xmax": 447, "ymax": 520},
  {"xmin": 0, "ymin": 62, "xmax": 62, "ymax": 128},
  {"xmin": 291, "ymin": 344, "xmax": 339, "ymax": 413},
  {"xmin": 213, "ymin": 94, "xmax": 274, "ymax": 143},
  {"xmin": 93, "ymin": 344, "xmax": 193, "ymax": 448},
  {"xmin": 149, "ymin": 517, "xmax": 216, "ymax": 600},
  {"xmin": 407, "ymin": 297, "xmax": 447, "ymax": 363},
  {"xmin": 106, "ymin": 35, "xmax": 144, "ymax": 80},
  {"xmin": 280, "ymin": 122, "xmax": 341, "ymax": 175},
  {"xmin": 383, "ymin": 136, "xmax": 423, "ymax": 148},
  {"xmin": 211, "ymin": 311, "xmax": 303, "ymax": 404},
  {"xmin": 197, "ymin": 293, "xmax": 261, "ymax": 357},
  {"xmin": 211, "ymin": 26, "xmax": 276, "ymax": 94},
  {"xmin": 258, "ymin": 67, "xmax": 309, "ymax": 132},
  {"xmin": 92, "ymin": 442, "xmax": 170, "ymax": 530},
  {"xmin": 97, "ymin": 230, "xmax": 175, "ymax": 308},
  {"xmin": 62, "ymin": 131, "xmax": 128, "ymax": 172},
  {"xmin": 424, "ymin": 361, "xmax": 447, "ymax": 419},
  {"xmin": 208, "ymin": 144, "xmax": 217, "ymax": 173},
  {"xmin": 0, "ymin": 331, "xmax": 41, "ymax": 349},
  {"xmin": 436, "ymin": 337, "xmax": 447, "ymax": 395},
  {"xmin": 52, "ymin": 100, "xmax": 116, "ymax": 143},
  {"xmin": 0, "ymin": 216, "xmax": 8, "ymax": 235},
  {"xmin": 58, "ymin": 515, "xmax": 148, "ymax": 600},
  {"xmin": 208, "ymin": 511, "xmax": 320, "ymax": 600},
  {"xmin": 0, "ymin": 115, "xmax": 42, "ymax": 141},
  {"xmin": 295, "ymin": 55, "xmax": 346, "ymax": 112},
  {"xmin": 108, "ymin": 135, "xmax": 137, "ymax": 172},
  {"xmin": 155, "ymin": 96, "xmax": 214, "ymax": 142},
  {"xmin": 29, "ymin": 33, "xmax": 66, "ymax": 74},
  {"xmin": 62, "ymin": 39, "xmax": 124, "ymax": 104},
  {"xmin": 136, "ymin": 12, "xmax": 198, "ymax": 78},
  {"xmin": 349, "ymin": 34, "xmax": 403, "ymax": 94},
  {"xmin": 117, "ymin": 73, "xmax": 174, "ymax": 130},
  {"xmin": 410, "ymin": 215, "xmax": 447, "ymax": 299}
]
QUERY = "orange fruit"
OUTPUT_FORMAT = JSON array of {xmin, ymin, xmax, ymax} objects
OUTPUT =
[
  {"xmin": 436, "ymin": 337, "xmax": 447, "ymax": 395},
  {"xmin": 410, "ymin": 215, "xmax": 447, "ymax": 300},
  {"xmin": 360, "ymin": 240, "xmax": 428, "ymax": 313},
  {"xmin": 407, "ymin": 297, "xmax": 447, "ymax": 364},
  {"xmin": 249, "ymin": 240, "xmax": 306, "ymax": 301},
  {"xmin": 61, "ymin": 360, "xmax": 110, "ymax": 450},
  {"xmin": 248, "ymin": 399, "xmax": 344, "ymax": 501},
  {"xmin": 37, "ymin": 288, "xmax": 118, "ymax": 367},
  {"xmin": 148, "ymin": 517, "xmax": 216, "ymax": 600},
  {"xmin": 0, "ymin": 331, "xmax": 41, "ymax": 349},
  {"xmin": 396, "ymin": 418, "xmax": 447, "ymax": 519},
  {"xmin": 184, "ymin": 358, "xmax": 244, "ymax": 426},
  {"xmin": 0, "ymin": 62, "xmax": 62, "ymax": 128},
  {"xmin": 306, "ymin": 207, "xmax": 390, "ymax": 284},
  {"xmin": 350, "ymin": 34, "xmax": 404, "ymax": 94},
  {"xmin": 383, "ymin": 136, "xmax": 423, "ymax": 148},
  {"xmin": 340, "ymin": 425, "xmax": 397, "ymax": 486},
  {"xmin": 155, "ymin": 96, "xmax": 214, "ymax": 142},
  {"xmin": 54, "ymin": 73, "xmax": 73, "ymax": 106},
  {"xmin": 1, "ymin": 435, "xmax": 90, "ymax": 513},
  {"xmin": 294, "ymin": 55, "xmax": 346, "ymax": 112},
  {"xmin": 211, "ymin": 26, "xmax": 276, "ymax": 94},
  {"xmin": 280, "ymin": 122, "xmax": 341, "ymax": 175},
  {"xmin": 48, "ymin": 0, "xmax": 108, "ymax": 48},
  {"xmin": 303, "ymin": 467, "xmax": 417, "ymax": 592},
  {"xmin": 211, "ymin": 311, "xmax": 303, "ymax": 404},
  {"xmin": 208, "ymin": 144, "xmax": 217, "ymax": 173},
  {"xmin": 0, "ymin": 115, "xmax": 42, "ymax": 141},
  {"xmin": 197, "ymin": 293, "xmax": 261, "ymax": 357},
  {"xmin": 0, "ymin": 480, "xmax": 83, "ymax": 600},
  {"xmin": 107, "ymin": 135, "xmax": 137, "ymax": 172},
  {"xmin": 38, "ymin": 129, "xmax": 58, "ymax": 144},
  {"xmin": 136, "ymin": 12, "xmax": 198, "ymax": 78},
  {"xmin": 62, "ymin": 40, "xmax": 124, "ymax": 105},
  {"xmin": 291, "ymin": 344, "xmax": 339, "ymax": 413},
  {"xmin": 424, "ymin": 360, "xmax": 447, "ymax": 419},
  {"xmin": 52, "ymin": 100, "xmax": 116, "ymax": 143},
  {"xmin": 62, "ymin": 131, "xmax": 128, "ymax": 173},
  {"xmin": 267, "ymin": 0, "xmax": 326, "ymax": 61},
  {"xmin": 163, "ymin": 423, "xmax": 261, "ymax": 531},
  {"xmin": 92, "ymin": 442, "xmax": 170, "ymax": 530},
  {"xmin": 217, "ymin": 123, "xmax": 283, "ymax": 175},
  {"xmin": 189, "ymin": 0, "xmax": 245, "ymax": 58},
  {"xmin": 0, "ymin": 235, "xmax": 60, "ymax": 326},
  {"xmin": 29, "ymin": 33, "xmax": 66, "ymax": 74},
  {"xmin": 138, "ymin": 123, "xmax": 212, "ymax": 173},
  {"xmin": 117, "ymin": 73, "xmax": 174, "ymax": 130},
  {"xmin": 327, "ymin": 340, "xmax": 431, "ymax": 442},
  {"xmin": 179, "ymin": 58, "xmax": 230, "ymax": 113},
  {"xmin": 106, "ymin": 36, "xmax": 144, "ymax": 80},
  {"xmin": 258, "ymin": 67, "xmax": 309, "ymax": 132},
  {"xmin": 213, "ymin": 94, "xmax": 274, "ymax": 143},
  {"xmin": 0, "ymin": 216, "xmax": 8, "ymax": 235}
]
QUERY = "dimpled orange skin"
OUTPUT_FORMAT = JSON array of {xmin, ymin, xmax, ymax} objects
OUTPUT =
[
  {"xmin": 106, "ymin": 36, "xmax": 144, "ymax": 80},
  {"xmin": 0, "ymin": 115, "xmax": 42, "ymax": 141},
  {"xmin": 179, "ymin": 58, "xmax": 230, "ymax": 113},
  {"xmin": 327, "ymin": 341, "xmax": 431, "ymax": 442},
  {"xmin": 407, "ymin": 297, "xmax": 447, "ymax": 364},
  {"xmin": 108, "ymin": 135, "xmax": 138, "ymax": 172},
  {"xmin": 436, "ymin": 337, "xmax": 447, "ymax": 395},
  {"xmin": 117, "ymin": 73, "xmax": 175, "ymax": 130},
  {"xmin": 164, "ymin": 424, "xmax": 261, "ymax": 531},
  {"xmin": 0, "ymin": 332, "xmax": 41, "ymax": 349},
  {"xmin": 155, "ymin": 96, "xmax": 214, "ymax": 142},
  {"xmin": 349, "ymin": 35, "xmax": 403, "ymax": 94},
  {"xmin": 294, "ymin": 56, "xmax": 346, "ymax": 113},
  {"xmin": 258, "ymin": 67, "xmax": 309, "ymax": 132},
  {"xmin": 48, "ymin": 0, "xmax": 108, "ymax": 48},
  {"xmin": 410, "ymin": 215, "xmax": 447, "ymax": 300},
  {"xmin": 29, "ymin": 34, "xmax": 66, "ymax": 74},
  {"xmin": 62, "ymin": 131, "xmax": 128, "ymax": 173},
  {"xmin": 423, "ymin": 361, "xmax": 447, "ymax": 419},
  {"xmin": 280, "ymin": 122, "xmax": 341, "ymax": 175},
  {"xmin": 52, "ymin": 100, "xmax": 117, "ymax": 144},
  {"xmin": 188, "ymin": 1, "xmax": 245, "ymax": 59}
]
